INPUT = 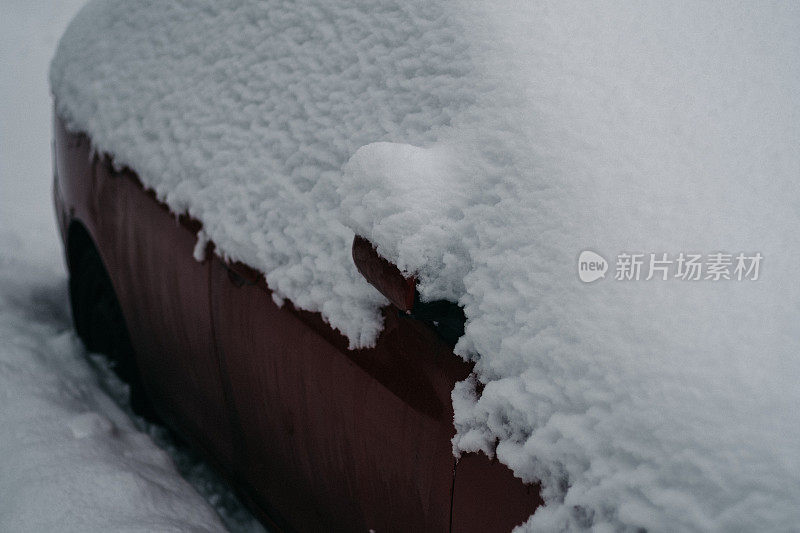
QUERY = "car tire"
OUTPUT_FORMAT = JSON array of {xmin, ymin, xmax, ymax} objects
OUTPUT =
[{"xmin": 69, "ymin": 244, "xmax": 158, "ymax": 421}]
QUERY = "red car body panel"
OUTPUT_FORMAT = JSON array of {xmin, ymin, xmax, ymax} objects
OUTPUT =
[{"xmin": 53, "ymin": 114, "xmax": 542, "ymax": 531}]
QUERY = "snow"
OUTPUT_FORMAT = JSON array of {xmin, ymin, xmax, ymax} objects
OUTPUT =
[
  {"xmin": 50, "ymin": 0, "xmax": 480, "ymax": 348},
  {"xmin": 49, "ymin": 0, "xmax": 800, "ymax": 531},
  {"xmin": 1, "ymin": 1, "xmax": 261, "ymax": 531},
  {"xmin": 0, "ymin": 262, "xmax": 223, "ymax": 531}
]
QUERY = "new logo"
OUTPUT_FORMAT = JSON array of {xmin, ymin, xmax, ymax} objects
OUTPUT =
[{"xmin": 578, "ymin": 250, "xmax": 608, "ymax": 283}]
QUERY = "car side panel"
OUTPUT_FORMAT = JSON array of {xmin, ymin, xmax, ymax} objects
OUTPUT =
[
  {"xmin": 210, "ymin": 257, "xmax": 471, "ymax": 532},
  {"xmin": 55, "ymin": 113, "xmax": 543, "ymax": 531},
  {"xmin": 104, "ymin": 171, "xmax": 239, "ymax": 467},
  {"xmin": 452, "ymin": 453, "xmax": 543, "ymax": 533},
  {"xmin": 54, "ymin": 116, "xmax": 238, "ymax": 471}
]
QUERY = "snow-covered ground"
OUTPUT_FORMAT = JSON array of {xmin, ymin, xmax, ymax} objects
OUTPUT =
[{"xmin": 0, "ymin": 2, "xmax": 262, "ymax": 531}]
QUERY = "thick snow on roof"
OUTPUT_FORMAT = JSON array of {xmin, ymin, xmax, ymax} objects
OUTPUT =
[
  {"xmin": 51, "ymin": 0, "xmax": 480, "ymax": 347},
  {"xmin": 52, "ymin": 1, "xmax": 800, "ymax": 531}
]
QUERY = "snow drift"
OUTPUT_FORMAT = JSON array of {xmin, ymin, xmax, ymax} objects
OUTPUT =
[{"xmin": 51, "ymin": 0, "xmax": 800, "ymax": 530}]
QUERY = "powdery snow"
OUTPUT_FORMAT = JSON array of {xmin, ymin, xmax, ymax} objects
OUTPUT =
[
  {"xmin": 50, "ymin": 1, "xmax": 800, "ymax": 531},
  {"xmin": 0, "ymin": 256, "xmax": 225, "ymax": 532}
]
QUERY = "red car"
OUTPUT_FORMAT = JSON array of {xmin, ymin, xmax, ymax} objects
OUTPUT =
[{"xmin": 52, "ymin": 115, "xmax": 541, "ymax": 530}]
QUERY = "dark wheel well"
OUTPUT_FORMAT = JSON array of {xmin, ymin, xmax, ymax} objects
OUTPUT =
[
  {"xmin": 66, "ymin": 222, "xmax": 157, "ymax": 420},
  {"xmin": 66, "ymin": 222, "xmax": 95, "ymax": 280}
]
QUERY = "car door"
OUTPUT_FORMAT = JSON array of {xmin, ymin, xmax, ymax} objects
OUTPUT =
[{"xmin": 209, "ymin": 255, "xmax": 472, "ymax": 531}]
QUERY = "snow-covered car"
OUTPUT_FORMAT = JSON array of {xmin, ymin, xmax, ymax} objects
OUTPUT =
[
  {"xmin": 51, "ymin": 0, "xmax": 800, "ymax": 532},
  {"xmin": 52, "ymin": 119, "xmax": 539, "ymax": 531},
  {"xmin": 50, "ymin": 2, "xmax": 540, "ymax": 531}
]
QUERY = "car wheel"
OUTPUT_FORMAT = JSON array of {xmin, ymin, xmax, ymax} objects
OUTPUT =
[{"xmin": 69, "ymin": 244, "xmax": 158, "ymax": 421}]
